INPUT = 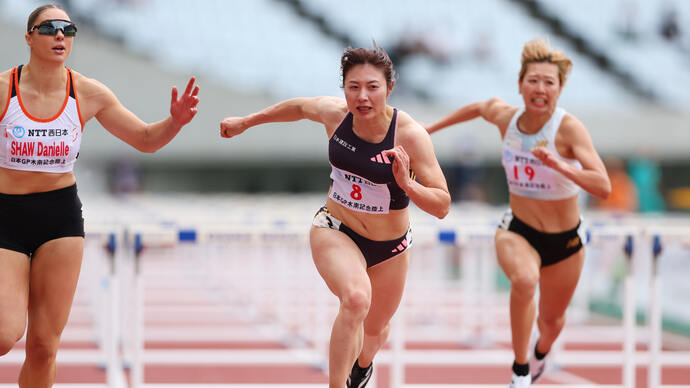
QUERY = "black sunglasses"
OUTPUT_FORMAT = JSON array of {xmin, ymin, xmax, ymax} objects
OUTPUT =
[{"xmin": 30, "ymin": 19, "xmax": 77, "ymax": 37}]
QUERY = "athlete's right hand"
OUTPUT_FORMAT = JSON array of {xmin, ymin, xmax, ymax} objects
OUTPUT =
[
  {"xmin": 383, "ymin": 145, "xmax": 413, "ymax": 191},
  {"xmin": 220, "ymin": 117, "xmax": 247, "ymax": 138}
]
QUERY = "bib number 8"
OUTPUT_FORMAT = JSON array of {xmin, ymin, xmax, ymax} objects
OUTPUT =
[{"xmin": 350, "ymin": 184, "xmax": 362, "ymax": 200}]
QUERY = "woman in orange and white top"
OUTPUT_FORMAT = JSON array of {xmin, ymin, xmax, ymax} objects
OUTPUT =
[
  {"xmin": 0, "ymin": 4, "xmax": 199, "ymax": 386},
  {"xmin": 427, "ymin": 38, "xmax": 611, "ymax": 388}
]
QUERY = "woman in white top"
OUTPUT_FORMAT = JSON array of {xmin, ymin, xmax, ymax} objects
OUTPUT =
[
  {"xmin": 0, "ymin": 4, "xmax": 199, "ymax": 386},
  {"xmin": 427, "ymin": 38, "xmax": 610, "ymax": 388}
]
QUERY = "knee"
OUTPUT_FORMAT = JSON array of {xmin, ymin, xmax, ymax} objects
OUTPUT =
[
  {"xmin": 538, "ymin": 313, "xmax": 566, "ymax": 332},
  {"xmin": 509, "ymin": 271, "xmax": 539, "ymax": 299},
  {"xmin": 340, "ymin": 289, "xmax": 371, "ymax": 322},
  {"xmin": 364, "ymin": 321, "xmax": 390, "ymax": 338},
  {"xmin": 24, "ymin": 335, "xmax": 59, "ymax": 364}
]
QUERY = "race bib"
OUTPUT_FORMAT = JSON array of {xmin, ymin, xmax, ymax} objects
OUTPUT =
[
  {"xmin": 329, "ymin": 167, "xmax": 390, "ymax": 214},
  {"xmin": 2, "ymin": 123, "xmax": 79, "ymax": 169},
  {"xmin": 502, "ymin": 148, "xmax": 555, "ymax": 192}
]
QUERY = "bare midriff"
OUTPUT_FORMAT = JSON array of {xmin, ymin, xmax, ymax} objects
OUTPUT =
[
  {"xmin": 0, "ymin": 167, "xmax": 75, "ymax": 194},
  {"xmin": 509, "ymin": 193, "xmax": 581, "ymax": 232},
  {"xmin": 325, "ymin": 196, "xmax": 409, "ymax": 241}
]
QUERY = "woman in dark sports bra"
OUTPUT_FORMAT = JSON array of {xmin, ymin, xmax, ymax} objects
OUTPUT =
[{"xmin": 220, "ymin": 45, "xmax": 450, "ymax": 388}]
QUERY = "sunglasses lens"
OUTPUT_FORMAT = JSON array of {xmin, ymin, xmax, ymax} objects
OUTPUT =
[
  {"xmin": 63, "ymin": 25, "xmax": 77, "ymax": 36},
  {"xmin": 37, "ymin": 24, "xmax": 57, "ymax": 35},
  {"xmin": 36, "ymin": 21, "xmax": 77, "ymax": 36}
]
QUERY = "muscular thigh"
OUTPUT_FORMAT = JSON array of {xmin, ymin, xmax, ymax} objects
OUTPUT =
[
  {"xmin": 538, "ymin": 248, "xmax": 585, "ymax": 318},
  {"xmin": 0, "ymin": 249, "xmax": 30, "ymax": 335},
  {"xmin": 364, "ymin": 250, "xmax": 409, "ymax": 330},
  {"xmin": 27, "ymin": 237, "xmax": 84, "ymax": 337},
  {"xmin": 310, "ymin": 226, "xmax": 370, "ymax": 300},
  {"xmin": 494, "ymin": 228, "xmax": 540, "ymax": 281}
]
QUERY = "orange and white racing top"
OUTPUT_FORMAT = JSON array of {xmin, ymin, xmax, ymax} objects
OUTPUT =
[{"xmin": 0, "ymin": 65, "xmax": 83, "ymax": 173}]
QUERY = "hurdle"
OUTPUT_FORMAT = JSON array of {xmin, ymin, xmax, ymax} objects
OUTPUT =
[
  {"xmin": 122, "ymin": 222, "xmax": 333, "ymax": 388},
  {"xmin": 386, "ymin": 224, "xmax": 639, "ymax": 388},
  {"xmin": 645, "ymin": 225, "xmax": 690, "ymax": 388},
  {"xmin": 76, "ymin": 194, "xmax": 690, "ymax": 388},
  {"xmin": 83, "ymin": 224, "xmax": 128, "ymax": 388},
  {"xmin": 0, "ymin": 224, "xmax": 126, "ymax": 388}
]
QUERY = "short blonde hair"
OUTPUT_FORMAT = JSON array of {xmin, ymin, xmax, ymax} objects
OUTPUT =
[{"xmin": 519, "ymin": 38, "xmax": 572, "ymax": 86}]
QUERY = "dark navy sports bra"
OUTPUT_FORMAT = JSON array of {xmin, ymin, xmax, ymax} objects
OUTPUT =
[{"xmin": 327, "ymin": 109, "xmax": 409, "ymax": 214}]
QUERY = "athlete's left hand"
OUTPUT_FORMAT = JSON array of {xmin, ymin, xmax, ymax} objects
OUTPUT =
[
  {"xmin": 531, "ymin": 146, "xmax": 564, "ymax": 171},
  {"xmin": 170, "ymin": 77, "xmax": 200, "ymax": 127},
  {"xmin": 383, "ymin": 145, "xmax": 412, "ymax": 190}
]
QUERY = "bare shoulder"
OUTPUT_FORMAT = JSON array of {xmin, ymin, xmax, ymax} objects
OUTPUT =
[
  {"xmin": 498, "ymin": 103, "xmax": 519, "ymax": 122},
  {"xmin": 70, "ymin": 70, "xmax": 119, "ymax": 122},
  {"xmin": 554, "ymin": 112, "xmax": 593, "ymax": 159},
  {"xmin": 315, "ymin": 96, "xmax": 347, "ymax": 122},
  {"xmin": 307, "ymin": 96, "xmax": 347, "ymax": 130},
  {"xmin": 71, "ymin": 70, "xmax": 113, "ymax": 100},
  {"xmin": 0, "ymin": 69, "xmax": 11, "ymax": 84},
  {"xmin": 396, "ymin": 109, "xmax": 431, "ymax": 147},
  {"xmin": 559, "ymin": 112, "xmax": 588, "ymax": 138},
  {"xmin": 486, "ymin": 96, "xmax": 511, "ymax": 110},
  {"xmin": 314, "ymin": 95, "xmax": 346, "ymax": 108},
  {"xmin": 487, "ymin": 98, "xmax": 518, "ymax": 125},
  {"xmin": 316, "ymin": 95, "xmax": 347, "ymax": 111},
  {"xmin": 561, "ymin": 112, "xmax": 585, "ymax": 127}
]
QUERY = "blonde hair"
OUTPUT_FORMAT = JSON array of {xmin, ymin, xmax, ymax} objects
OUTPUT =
[{"xmin": 519, "ymin": 38, "xmax": 572, "ymax": 86}]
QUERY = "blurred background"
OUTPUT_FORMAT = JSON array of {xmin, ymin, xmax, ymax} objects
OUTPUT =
[
  {"xmin": 2, "ymin": 1, "xmax": 690, "ymax": 386},
  {"xmin": 1, "ymin": 0, "xmax": 689, "ymax": 212}
]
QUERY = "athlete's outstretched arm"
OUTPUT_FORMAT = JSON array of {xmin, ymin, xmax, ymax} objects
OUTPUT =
[
  {"xmin": 426, "ymin": 97, "xmax": 514, "ymax": 137},
  {"xmin": 220, "ymin": 96, "xmax": 346, "ymax": 138},
  {"xmin": 85, "ymin": 76, "xmax": 200, "ymax": 153},
  {"xmin": 386, "ymin": 112, "xmax": 450, "ymax": 219},
  {"xmin": 531, "ymin": 115, "xmax": 611, "ymax": 199}
]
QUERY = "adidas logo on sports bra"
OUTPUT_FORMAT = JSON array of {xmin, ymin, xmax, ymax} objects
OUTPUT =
[{"xmin": 370, "ymin": 151, "xmax": 392, "ymax": 164}]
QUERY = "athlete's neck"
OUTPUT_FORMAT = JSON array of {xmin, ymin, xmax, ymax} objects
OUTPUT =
[
  {"xmin": 517, "ymin": 109, "xmax": 553, "ymax": 134},
  {"xmin": 21, "ymin": 61, "xmax": 67, "ymax": 95},
  {"xmin": 352, "ymin": 106, "xmax": 394, "ymax": 142}
]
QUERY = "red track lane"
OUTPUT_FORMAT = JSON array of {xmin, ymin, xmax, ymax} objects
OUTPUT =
[{"xmin": 0, "ymin": 364, "xmax": 106, "ymax": 384}]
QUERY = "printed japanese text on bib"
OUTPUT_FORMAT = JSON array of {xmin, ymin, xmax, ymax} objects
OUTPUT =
[
  {"xmin": 1, "ymin": 123, "xmax": 80, "ymax": 170},
  {"xmin": 502, "ymin": 148, "xmax": 556, "ymax": 192},
  {"xmin": 329, "ymin": 166, "xmax": 390, "ymax": 214}
]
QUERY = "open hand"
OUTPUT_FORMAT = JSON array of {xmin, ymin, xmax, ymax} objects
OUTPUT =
[{"xmin": 170, "ymin": 77, "xmax": 200, "ymax": 126}]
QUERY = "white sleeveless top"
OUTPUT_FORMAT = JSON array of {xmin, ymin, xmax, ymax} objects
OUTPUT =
[
  {"xmin": 0, "ymin": 66, "xmax": 83, "ymax": 173},
  {"xmin": 501, "ymin": 107, "xmax": 581, "ymax": 200}
]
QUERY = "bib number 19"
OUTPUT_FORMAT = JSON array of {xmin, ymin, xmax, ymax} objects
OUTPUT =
[
  {"xmin": 513, "ymin": 165, "xmax": 535, "ymax": 181},
  {"xmin": 350, "ymin": 184, "xmax": 362, "ymax": 200}
]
